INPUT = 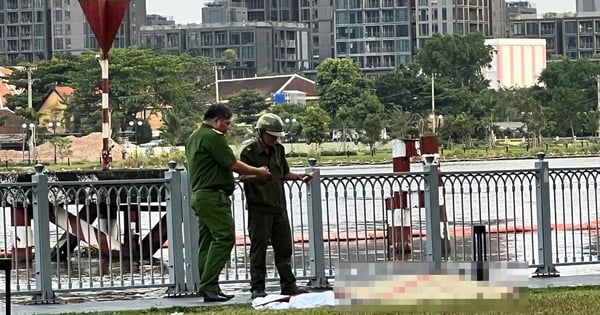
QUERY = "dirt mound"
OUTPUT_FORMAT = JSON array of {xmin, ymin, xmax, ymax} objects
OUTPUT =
[{"xmin": 0, "ymin": 132, "xmax": 125, "ymax": 164}]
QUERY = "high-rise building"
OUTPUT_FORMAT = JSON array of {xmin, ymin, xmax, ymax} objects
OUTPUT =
[
  {"xmin": 506, "ymin": 1, "xmax": 537, "ymax": 17},
  {"xmin": 140, "ymin": 22, "xmax": 312, "ymax": 76},
  {"xmin": 243, "ymin": 0, "xmax": 298, "ymax": 22},
  {"xmin": 491, "ymin": 0, "xmax": 509, "ymax": 38},
  {"xmin": 0, "ymin": 0, "xmax": 50, "ymax": 64},
  {"xmin": 577, "ymin": 0, "xmax": 600, "ymax": 13},
  {"xmin": 0, "ymin": 0, "xmax": 146, "ymax": 64},
  {"xmin": 299, "ymin": 0, "xmax": 334, "ymax": 66},
  {"xmin": 334, "ymin": 0, "xmax": 496, "ymax": 69},
  {"xmin": 202, "ymin": 0, "xmax": 248, "ymax": 24}
]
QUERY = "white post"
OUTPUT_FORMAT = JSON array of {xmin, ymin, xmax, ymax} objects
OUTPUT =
[{"xmin": 431, "ymin": 74, "xmax": 436, "ymax": 134}]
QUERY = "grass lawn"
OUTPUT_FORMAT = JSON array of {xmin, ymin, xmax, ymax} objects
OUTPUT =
[{"xmin": 42, "ymin": 286, "xmax": 600, "ymax": 315}]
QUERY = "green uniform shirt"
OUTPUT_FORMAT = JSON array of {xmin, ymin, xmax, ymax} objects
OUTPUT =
[
  {"xmin": 185, "ymin": 123, "xmax": 237, "ymax": 196},
  {"xmin": 240, "ymin": 140, "xmax": 290, "ymax": 213}
]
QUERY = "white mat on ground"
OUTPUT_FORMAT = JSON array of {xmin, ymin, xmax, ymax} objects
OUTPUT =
[{"xmin": 251, "ymin": 291, "xmax": 335, "ymax": 310}]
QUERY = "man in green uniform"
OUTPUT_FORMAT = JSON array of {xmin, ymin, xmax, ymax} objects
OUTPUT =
[
  {"xmin": 186, "ymin": 104, "xmax": 271, "ymax": 302},
  {"xmin": 240, "ymin": 113, "xmax": 312, "ymax": 299}
]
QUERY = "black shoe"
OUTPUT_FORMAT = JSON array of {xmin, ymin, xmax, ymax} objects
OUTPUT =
[
  {"xmin": 218, "ymin": 290, "xmax": 235, "ymax": 299},
  {"xmin": 281, "ymin": 286, "xmax": 310, "ymax": 296},
  {"xmin": 199, "ymin": 290, "xmax": 232, "ymax": 302},
  {"xmin": 251, "ymin": 289, "xmax": 267, "ymax": 299}
]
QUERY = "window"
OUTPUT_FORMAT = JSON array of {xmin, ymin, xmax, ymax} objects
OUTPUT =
[
  {"xmin": 54, "ymin": 10, "xmax": 63, "ymax": 22},
  {"xmin": 215, "ymin": 32, "xmax": 227, "ymax": 45},
  {"xmin": 564, "ymin": 21, "xmax": 577, "ymax": 34},
  {"xmin": 188, "ymin": 32, "xmax": 199, "ymax": 48},
  {"xmin": 241, "ymin": 31, "xmax": 254, "ymax": 44},
  {"xmin": 54, "ymin": 38, "xmax": 63, "ymax": 50},
  {"xmin": 201, "ymin": 32, "xmax": 212, "ymax": 45},
  {"xmin": 395, "ymin": 9, "xmax": 408, "ymax": 22},
  {"xmin": 242, "ymin": 46, "xmax": 254, "ymax": 59},
  {"xmin": 230, "ymin": 32, "xmax": 240, "ymax": 45}
]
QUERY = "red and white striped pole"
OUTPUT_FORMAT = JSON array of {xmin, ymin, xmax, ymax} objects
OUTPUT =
[
  {"xmin": 385, "ymin": 139, "xmax": 413, "ymax": 259},
  {"xmin": 99, "ymin": 57, "xmax": 112, "ymax": 170}
]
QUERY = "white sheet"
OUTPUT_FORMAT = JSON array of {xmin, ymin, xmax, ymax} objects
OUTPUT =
[{"xmin": 251, "ymin": 291, "xmax": 335, "ymax": 310}]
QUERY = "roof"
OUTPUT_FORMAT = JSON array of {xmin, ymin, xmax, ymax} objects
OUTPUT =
[
  {"xmin": 218, "ymin": 74, "xmax": 316, "ymax": 100},
  {"xmin": 35, "ymin": 86, "xmax": 75, "ymax": 111},
  {"xmin": 0, "ymin": 108, "xmax": 26, "ymax": 136},
  {"xmin": 55, "ymin": 86, "xmax": 74, "ymax": 97}
]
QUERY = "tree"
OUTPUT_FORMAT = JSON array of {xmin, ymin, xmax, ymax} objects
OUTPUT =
[
  {"xmin": 51, "ymin": 136, "xmax": 73, "ymax": 162},
  {"xmin": 374, "ymin": 65, "xmax": 430, "ymax": 112},
  {"xmin": 159, "ymin": 108, "xmax": 197, "ymax": 146},
  {"xmin": 314, "ymin": 58, "xmax": 370, "ymax": 118},
  {"xmin": 226, "ymin": 89, "xmax": 269, "ymax": 124},
  {"xmin": 299, "ymin": 105, "xmax": 331, "ymax": 151},
  {"xmin": 67, "ymin": 48, "xmax": 212, "ymax": 136},
  {"xmin": 414, "ymin": 32, "xmax": 493, "ymax": 91},
  {"xmin": 6, "ymin": 57, "xmax": 76, "ymax": 110},
  {"xmin": 535, "ymin": 58, "xmax": 600, "ymax": 137},
  {"xmin": 386, "ymin": 108, "xmax": 419, "ymax": 139},
  {"xmin": 220, "ymin": 48, "xmax": 238, "ymax": 78},
  {"xmin": 361, "ymin": 113, "xmax": 383, "ymax": 156},
  {"xmin": 438, "ymin": 112, "xmax": 478, "ymax": 146}
]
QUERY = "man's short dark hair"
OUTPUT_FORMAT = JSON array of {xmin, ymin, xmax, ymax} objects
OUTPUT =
[{"xmin": 204, "ymin": 104, "xmax": 233, "ymax": 121}]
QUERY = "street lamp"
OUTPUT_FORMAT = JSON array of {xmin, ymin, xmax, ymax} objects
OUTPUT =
[
  {"xmin": 284, "ymin": 117, "xmax": 297, "ymax": 153},
  {"xmin": 48, "ymin": 121, "xmax": 62, "ymax": 164},
  {"xmin": 21, "ymin": 123, "xmax": 36, "ymax": 164},
  {"xmin": 129, "ymin": 120, "xmax": 143, "ymax": 159}
]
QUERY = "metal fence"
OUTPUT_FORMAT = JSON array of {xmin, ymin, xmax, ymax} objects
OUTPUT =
[{"xmin": 1, "ymin": 154, "xmax": 599, "ymax": 302}]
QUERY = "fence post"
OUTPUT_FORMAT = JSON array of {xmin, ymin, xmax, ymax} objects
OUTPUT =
[
  {"xmin": 31, "ymin": 164, "xmax": 54, "ymax": 303},
  {"xmin": 305, "ymin": 158, "xmax": 330, "ymax": 289},
  {"xmin": 423, "ymin": 156, "xmax": 442, "ymax": 269},
  {"xmin": 472, "ymin": 225, "xmax": 488, "ymax": 281},
  {"xmin": 1, "ymin": 258, "xmax": 11, "ymax": 314},
  {"xmin": 164, "ymin": 161, "xmax": 186, "ymax": 294},
  {"xmin": 533, "ymin": 152, "xmax": 559, "ymax": 277},
  {"xmin": 180, "ymin": 163, "xmax": 200, "ymax": 293}
]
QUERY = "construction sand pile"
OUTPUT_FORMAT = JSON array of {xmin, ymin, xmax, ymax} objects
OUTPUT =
[{"xmin": 0, "ymin": 132, "xmax": 125, "ymax": 164}]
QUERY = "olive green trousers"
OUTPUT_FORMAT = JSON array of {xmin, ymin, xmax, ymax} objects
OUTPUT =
[{"xmin": 192, "ymin": 191, "xmax": 235, "ymax": 293}]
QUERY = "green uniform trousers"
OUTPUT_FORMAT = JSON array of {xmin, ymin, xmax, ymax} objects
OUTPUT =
[
  {"xmin": 248, "ymin": 210, "xmax": 296, "ymax": 291},
  {"xmin": 191, "ymin": 191, "xmax": 235, "ymax": 293}
]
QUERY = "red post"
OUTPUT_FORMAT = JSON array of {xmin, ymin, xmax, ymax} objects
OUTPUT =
[
  {"xmin": 387, "ymin": 139, "xmax": 415, "ymax": 259},
  {"xmin": 9, "ymin": 206, "xmax": 33, "ymax": 262}
]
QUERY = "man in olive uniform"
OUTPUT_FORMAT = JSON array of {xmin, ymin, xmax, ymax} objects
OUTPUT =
[
  {"xmin": 186, "ymin": 104, "xmax": 271, "ymax": 302},
  {"xmin": 240, "ymin": 113, "xmax": 311, "ymax": 299}
]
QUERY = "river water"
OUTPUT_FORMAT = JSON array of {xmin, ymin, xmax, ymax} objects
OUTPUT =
[{"xmin": 2, "ymin": 156, "xmax": 600, "ymax": 302}]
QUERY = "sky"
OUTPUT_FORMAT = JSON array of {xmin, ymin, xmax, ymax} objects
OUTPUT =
[{"xmin": 146, "ymin": 0, "xmax": 578, "ymax": 25}]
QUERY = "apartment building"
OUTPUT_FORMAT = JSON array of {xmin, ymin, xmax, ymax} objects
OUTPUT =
[
  {"xmin": 490, "ymin": 0, "xmax": 509, "ymax": 38},
  {"xmin": 577, "ymin": 0, "xmax": 600, "ymax": 13},
  {"xmin": 0, "ymin": 0, "xmax": 146, "ymax": 64},
  {"xmin": 333, "ymin": 0, "xmax": 499, "ymax": 69},
  {"xmin": 299, "ymin": 0, "xmax": 334, "ymax": 66},
  {"xmin": 0, "ymin": 0, "xmax": 49, "ymax": 63},
  {"xmin": 510, "ymin": 12, "xmax": 600, "ymax": 60},
  {"xmin": 140, "ymin": 22, "xmax": 312, "ymax": 76},
  {"xmin": 506, "ymin": 1, "xmax": 536, "ymax": 17}
]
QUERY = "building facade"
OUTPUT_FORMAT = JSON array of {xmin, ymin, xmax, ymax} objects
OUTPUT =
[
  {"xmin": 509, "ymin": 13, "xmax": 600, "ymax": 60},
  {"xmin": 299, "ymin": 0, "xmax": 334, "ymax": 66},
  {"xmin": 333, "ymin": 0, "xmax": 499, "ymax": 69},
  {"xmin": 483, "ymin": 38, "xmax": 546, "ymax": 89},
  {"xmin": 506, "ymin": 1, "xmax": 536, "ymax": 18},
  {"xmin": 0, "ymin": 0, "xmax": 146, "ymax": 64},
  {"xmin": 577, "ymin": 0, "xmax": 600, "ymax": 13},
  {"xmin": 140, "ymin": 22, "xmax": 312, "ymax": 76}
]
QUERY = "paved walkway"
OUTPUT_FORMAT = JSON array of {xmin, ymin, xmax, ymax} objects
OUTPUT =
[{"xmin": 8, "ymin": 274, "xmax": 600, "ymax": 314}]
